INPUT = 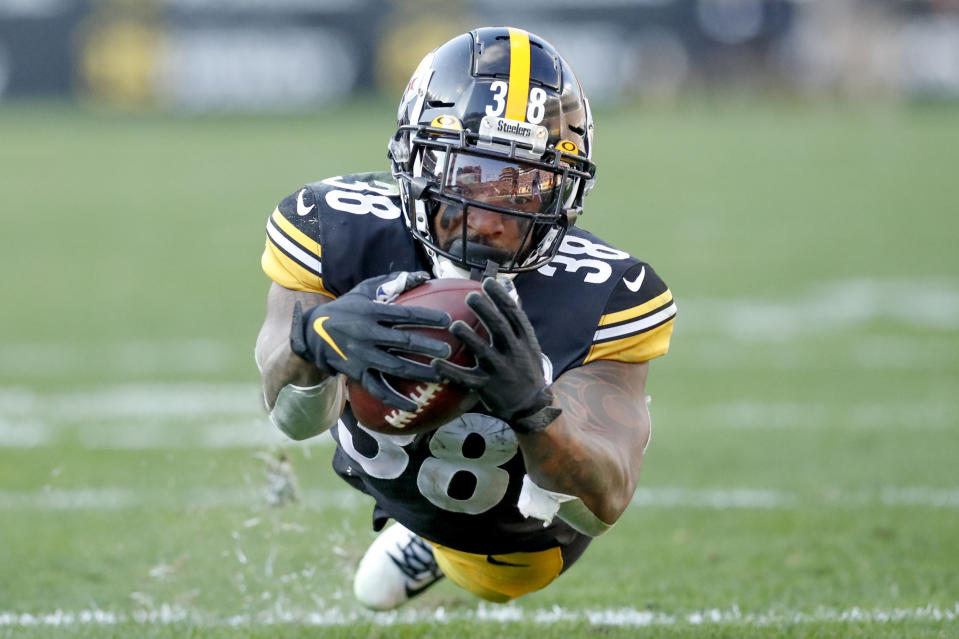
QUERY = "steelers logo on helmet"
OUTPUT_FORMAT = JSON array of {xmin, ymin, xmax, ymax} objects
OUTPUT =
[
  {"xmin": 557, "ymin": 140, "xmax": 580, "ymax": 155},
  {"xmin": 430, "ymin": 115, "xmax": 463, "ymax": 131},
  {"xmin": 388, "ymin": 27, "xmax": 596, "ymax": 276}
]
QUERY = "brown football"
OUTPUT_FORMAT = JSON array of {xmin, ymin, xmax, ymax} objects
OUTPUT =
[{"xmin": 347, "ymin": 278, "xmax": 487, "ymax": 435}]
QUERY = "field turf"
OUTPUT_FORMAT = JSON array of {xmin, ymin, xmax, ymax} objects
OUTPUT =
[{"xmin": 0, "ymin": 99, "xmax": 957, "ymax": 638}]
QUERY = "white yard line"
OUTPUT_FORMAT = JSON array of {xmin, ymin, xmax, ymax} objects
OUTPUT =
[
  {"xmin": 0, "ymin": 339, "xmax": 234, "ymax": 377},
  {"xmin": 673, "ymin": 400, "xmax": 959, "ymax": 430},
  {"xmin": 2, "ymin": 486, "xmax": 959, "ymax": 511},
  {"xmin": 631, "ymin": 487, "xmax": 795, "ymax": 509},
  {"xmin": 0, "ymin": 383, "xmax": 335, "ymax": 449},
  {"xmin": 0, "ymin": 603, "xmax": 955, "ymax": 628},
  {"xmin": 1, "ymin": 384, "xmax": 955, "ymax": 450},
  {"xmin": 0, "ymin": 414, "xmax": 320, "ymax": 449},
  {"xmin": 686, "ymin": 334, "xmax": 959, "ymax": 371},
  {"xmin": 0, "ymin": 487, "xmax": 362, "ymax": 510},
  {"xmin": 632, "ymin": 486, "xmax": 959, "ymax": 509},
  {"xmin": 678, "ymin": 277, "xmax": 959, "ymax": 339},
  {"xmin": 1, "ymin": 278, "xmax": 956, "ymax": 378},
  {"xmin": 0, "ymin": 383, "xmax": 262, "ymax": 419}
]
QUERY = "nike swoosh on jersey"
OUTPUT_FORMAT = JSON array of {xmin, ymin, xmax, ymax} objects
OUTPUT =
[
  {"xmin": 485, "ymin": 555, "xmax": 530, "ymax": 567},
  {"xmin": 296, "ymin": 188, "xmax": 315, "ymax": 216},
  {"xmin": 313, "ymin": 316, "xmax": 347, "ymax": 360},
  {"xmin": 623, "ymin": 266, "xmax": 646, "ymax": 293}
]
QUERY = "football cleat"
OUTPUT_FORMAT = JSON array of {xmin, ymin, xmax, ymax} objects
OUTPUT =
[{"xmin": 353, "ymin": 522, "xmax": 444, "ymax": 610}]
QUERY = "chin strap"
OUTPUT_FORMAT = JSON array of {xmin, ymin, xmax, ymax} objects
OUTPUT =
[
  {"xmin": 470, "ymin": 259, "xmax": 500, "ymax": 281},
  {"xmin": 430, "ymin": 255, "xmax": 469, "ymax": 279}
]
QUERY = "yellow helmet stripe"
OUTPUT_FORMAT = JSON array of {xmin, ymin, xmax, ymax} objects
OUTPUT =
[{"xmin": 505, "ymin": 27, "xmax": 531, "ymax": 121}]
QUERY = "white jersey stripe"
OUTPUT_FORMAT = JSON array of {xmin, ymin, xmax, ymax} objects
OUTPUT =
[
  {"xmin": 593, "ymin": 303, "xmax": 676, "ymax": 342},
  {"xmin": 267, "ymin": 219, "xmax": 322, "ymax": 275}
]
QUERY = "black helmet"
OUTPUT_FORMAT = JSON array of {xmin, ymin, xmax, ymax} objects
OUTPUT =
[{"xmin": 389, "ymin": 27, "xmax": 596, "ymax": 277}]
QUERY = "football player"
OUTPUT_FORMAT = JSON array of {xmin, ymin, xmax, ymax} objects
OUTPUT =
[{"xmin": 255, "ymin": 27, "xmax": 676, "ymax": 609}]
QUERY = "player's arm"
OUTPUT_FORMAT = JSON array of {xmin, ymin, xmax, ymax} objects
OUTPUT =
[
  {"xmin": 516, "ymin": 359, "xmax": 649, "ymax": 532},
  {"xmin": 433, "ymin": 277, "xmax": 654, "ymax": 535},
  {"xmin": 255, "ymin": 283, "xmax": 340, "ymax": 440},
  {"xmin": 256, "ymin": 273, "xmax": 454, "ymax": 440},
  {"xmin": 255, "ymin": 282, "xmax": 332, "ymax": 408}
]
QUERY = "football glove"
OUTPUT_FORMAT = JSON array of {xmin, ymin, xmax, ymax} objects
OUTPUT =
[
  {"xmin": 290, "ymin": 271, "xmax": 452, "ymax": 411},
  {"xmin": 432, "ymin": 278, "xmax": 562, "ymax": 433}
]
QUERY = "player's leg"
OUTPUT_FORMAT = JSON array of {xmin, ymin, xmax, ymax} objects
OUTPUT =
[
  {"xmin": 427, "ymin": 541, "xmax": 580, "ymax": 603},
  {"xmin": 353, "ymin": 522, "xmax": 445, "ymax": 610},
  {"xmin": 354, "ymin": 522, "xmax": 592, "ymax": 609}
]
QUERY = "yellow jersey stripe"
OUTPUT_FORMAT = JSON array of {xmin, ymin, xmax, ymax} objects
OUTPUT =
[
  {"xmin": 271, "ymin": 209, "xmax": 321, "ymax": 259},
  {"xmin": 505, "ymin": 28, "xmax": 531, "ymax": 121},
  {"xmin": 594, "ymin": 302, "xmax": 676, "ymax": 342},
  {"xmin": 266, "ymin": 221, "xmax": 321, "ymax": 275},
  {"xmin": 261, "ymin": 242, "xmax": 335, "ymax": 298},
  {"xmin": 584, "ymin": 318, "xmax": 675, "ymax": 364},
  {"xmin": 598, "ymin": 289, "xmax": 673, "ymax": 327}
]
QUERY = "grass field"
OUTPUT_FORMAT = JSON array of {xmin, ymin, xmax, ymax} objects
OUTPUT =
[{"xmin": 1, "ymin": 99, "xmax": 957, "ymax": 638}]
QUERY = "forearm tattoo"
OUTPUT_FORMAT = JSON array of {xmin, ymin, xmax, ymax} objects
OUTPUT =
[
  {"xmin": 552, "ymin": 362, "xmax": 645, "ymax": 440},
  {"xmin": 519, "ymin": 361, "xmax": 648, "ymax": 520}
]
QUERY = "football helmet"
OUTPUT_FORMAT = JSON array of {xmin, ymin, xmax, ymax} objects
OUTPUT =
[{"xmin": 389, "ymin": 27, "xmax": 596, "ymax": 277}]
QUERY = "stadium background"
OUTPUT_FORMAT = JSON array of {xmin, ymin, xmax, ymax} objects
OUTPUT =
[{"xmin": 1, "ymin": 1, "xmax": 958, "ymax": 637}]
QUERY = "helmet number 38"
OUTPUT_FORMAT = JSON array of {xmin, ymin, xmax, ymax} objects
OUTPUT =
[{"xmin": 485, "ymin": 80, "xmax": 548, "ymax": 125}]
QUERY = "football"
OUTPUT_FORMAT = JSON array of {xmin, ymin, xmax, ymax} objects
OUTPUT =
[{"xmin": 347, "ymin": 278, "xmax": 487, "ymax": 435}]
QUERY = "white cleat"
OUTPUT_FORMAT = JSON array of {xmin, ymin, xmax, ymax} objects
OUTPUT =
[{"xmin": 353, "ymin": 522, "xmax": 444, "ymax": 610}]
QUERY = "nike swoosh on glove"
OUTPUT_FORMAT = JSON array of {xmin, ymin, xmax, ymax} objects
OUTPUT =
[{"xmin": 290, "ymin": 271, "xmax": 452, "ymax": 412}]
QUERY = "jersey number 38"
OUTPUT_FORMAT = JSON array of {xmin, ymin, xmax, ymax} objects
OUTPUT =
[{"xmin": 337, "ymin": 414, "xmax": 518, "ymax": 515}]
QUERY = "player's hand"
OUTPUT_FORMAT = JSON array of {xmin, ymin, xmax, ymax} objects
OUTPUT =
[
  {"xmin": 290, "ymin": 271, "xmax": 452, "ymax": 410},
  {"xmin": 432, "ymin": 278, "xmax": 561, "ymax": 433}
]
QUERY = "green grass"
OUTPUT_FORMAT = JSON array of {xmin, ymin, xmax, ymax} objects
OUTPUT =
[{"xmin": 1, "ymin": 99, "xmax": 958, "ymax": 637}]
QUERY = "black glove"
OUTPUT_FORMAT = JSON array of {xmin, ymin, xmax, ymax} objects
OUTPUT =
[
  {"xmin": 432, "ymin": 278, "xmax": 561, "ymax": 433},
  {"xmin": 290, "ymin": 271, "xmax": 452, "ymax": 411}
]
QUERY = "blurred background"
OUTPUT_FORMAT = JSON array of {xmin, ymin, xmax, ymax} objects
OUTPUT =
[
  {"xmin": 1, "ymin": 0, "xmax": 958, "ymax": 635},
  {"xmin": 3, "ymin": 0, "xmax": 959, "ymax": 108}
]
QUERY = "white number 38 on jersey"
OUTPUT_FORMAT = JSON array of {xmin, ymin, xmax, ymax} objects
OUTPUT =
[{"xmin": 337, "ymin": 413, "xmax": 518, "ymax": 515}]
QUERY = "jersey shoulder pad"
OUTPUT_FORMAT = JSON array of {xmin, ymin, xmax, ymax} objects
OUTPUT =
[
  {"xmin": 262, "ymin": 172, "xmax": 406, "ymax": 296},
  {"xmin": 309, "ymin": 171, "xmax": 401, "ymax": 201},
  {"xmin": 584, "ymin": 255, "xmax": 676, "ymax": 365},
  {"xmin": 267, "ymin": 171, "xmax": 425, "ymax": 301},
  {"xmin": 305, "ymin": 172, "xmax": 402, "ymax": 226},
  {"xmin": 261, "ymin": 182, "xmax": 330, "ymax": 296},
  {"xmin": 520, "ymin": 227, "xmax": 674, "ymax": 371}
]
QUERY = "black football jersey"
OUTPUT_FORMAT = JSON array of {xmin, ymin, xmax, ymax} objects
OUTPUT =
[{"xmin": 262, "ymin": 172, "xmax": 676, "ymax": 555}]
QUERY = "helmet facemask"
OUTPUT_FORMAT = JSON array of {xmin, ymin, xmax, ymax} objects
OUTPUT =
[{"xmin": 392, "ymin": 120, "xmax": 594, "ymax": 275}]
